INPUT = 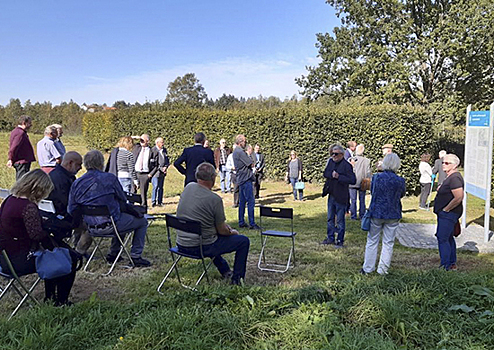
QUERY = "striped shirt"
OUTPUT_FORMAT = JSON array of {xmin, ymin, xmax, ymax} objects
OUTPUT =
[{"xmin": 117, "ymin": 148, "xmax": 137, "ymax": 180}]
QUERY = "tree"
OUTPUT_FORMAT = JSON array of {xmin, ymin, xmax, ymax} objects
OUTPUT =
[
  {"xmin": 165, "ymin": 73, "xmax": 208, "ymax": 107},
  {"xmin": 214, "ymin": 94, "xmax": 240, "ymax": 110},
  {"xmin": 297, "ymin": 0, "xmax": 494, "ymax": 122}
]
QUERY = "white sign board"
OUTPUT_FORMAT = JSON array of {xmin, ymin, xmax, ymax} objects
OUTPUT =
[{"xmin": 462, "ymin": 103, "xmax": 494, "ymax": 242}]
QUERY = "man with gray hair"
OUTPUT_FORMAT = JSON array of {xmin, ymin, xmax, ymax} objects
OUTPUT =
[
  {"xmin": 176, "ymin": 162, "xmax": 250, "ymax": 285},
  {"xmin": 432, "ymin": 150, "xmax": 447, "ymax": 187},
  {"xmin": 51, "ymin": 124, "xmax": 66, "ymax": 157},
  {"xmin": 321, "ymin": 144, "xmax": 356, "ymax": 247},
  {"xmin": 68, "ymin": 150, "xmax": 151, "ymax": 267},
  {"xmin": 349, "ymin": 144, "xmax": 371, "ymax": 220},
  {"xmin": 214, "ymin": 138, "xmax": 232, "ymax": 193},
  {"xmin": 37, "ymin": 125, "xmax": 62, "ymax": 173}
]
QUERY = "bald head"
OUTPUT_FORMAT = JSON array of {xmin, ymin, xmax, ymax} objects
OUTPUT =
[{"xmin": 62, "ymin": 151, "xmax": 83, "ymax": 175}]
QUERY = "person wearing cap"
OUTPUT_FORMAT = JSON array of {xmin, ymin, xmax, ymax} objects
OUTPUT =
[
  {"xmin": 344, "ymin": 141, "xmax": 357, "ymax": 160},
  {"xmin": 375, "ymin": 144, "xmax": 393, "ymax": 172}
]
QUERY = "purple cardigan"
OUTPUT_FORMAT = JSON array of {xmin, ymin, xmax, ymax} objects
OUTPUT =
[{"xmin": 9, "ymin": 127, "xmax": 36, "ymax": 164}]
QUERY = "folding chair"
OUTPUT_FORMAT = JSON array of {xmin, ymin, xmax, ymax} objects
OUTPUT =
[
  {"xmin": 38, "ymin": 199, "xmax": 56, "ymax": 213},
  {"xmin": 257, "ymin": 206, "xmax": 296, "ymax": 273},
  {"xmin": 81, "ymin": 205, "xmax": 135, "ymax": 275},
  {"xmin": 157, "ymin": 214, "xmax": 212, "ymax": 293},
  {"xmin": 0, "ymin": 250, "xmax": 41, "ymax": 320}
]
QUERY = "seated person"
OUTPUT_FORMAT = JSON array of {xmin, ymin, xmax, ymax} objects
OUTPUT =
[
  {"xmin": 68, "ymin": 150, "xmax": 151, "ymax": 267},
  {"xmin": 0, "ymin": 169, "xmax": 77, "ymax": 306},
  {"xmin": 176, "ymin": 162, "xmax": 250, "ymax": 285}
]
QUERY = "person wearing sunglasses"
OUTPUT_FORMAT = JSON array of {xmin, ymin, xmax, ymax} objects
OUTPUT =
[
  {"xmin": 321, "ymin": 144, "xmax": 356, "ymax": 247},
  {"xmin": 433, "ymin": 154, "xmax": 464, "ymax": 271}
]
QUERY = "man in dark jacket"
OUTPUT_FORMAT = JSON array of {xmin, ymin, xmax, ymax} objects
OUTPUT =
[
  {"xmin": 132, "ymin": 134, "xmax": 156, "ymax": 209},
  {"xmin": 174, "ymin": 132, "xmax": 215, "ymax": 187},
  {"xmin": 432, "ymin": 150, "xmax": 447, "ymax": 188},
  {"xmin": 150, "ymin": 137, "xmax": 170, "ymax": 207},
  {"xmin": 321, "ymin": 144, "xmax": 356, "ymax": 247}
]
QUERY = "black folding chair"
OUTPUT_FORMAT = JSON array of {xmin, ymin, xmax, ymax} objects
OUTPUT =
[
  {"xmin": 157, "ymin": 214, "xmax": 212, "ymax": 293},
  {"xmin": 0, "ymin": 250, "xmax": 41, "ymax": 320},
  {"xmin": 81, "ymin": 205, "xmax": 135, "ymax": 275},
  {"xmin": 257, "ymin": 206, "xmax": 296, "ymax": 273}
]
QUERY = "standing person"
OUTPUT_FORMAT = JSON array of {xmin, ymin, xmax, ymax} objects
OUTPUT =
[
  {"xmin": 419, "ymin": 153, "xmax": 433, "ymax": 210},
  {"xmin": 37, "ymin": 125, "xmax": 62, "ymax": 174},
  {"xmin": 51, "ymin": 124, "xmax": 66, "ymax": 158},
  {"xmin": 285, "ymin": 150, "xmax": 304, "ymax": 201},
  {"xmin": 226, "ymin": 145, "xmax": 239, "ymax": 208},
  {"xmin": 108, "ymin": 136, "xmax": 138, "ymax": 193},
  {"xmin": 7, "ymin": 115, "xmax": 36, "ymax": 180},
  {"xmin": 361, "ymin": 153, "xmax": 406, "ymax": 275},
  {"xmin": 321, "ymin": 144, "xmax": 356, "ymax": 247},
  {"xmin": 253, "ymin": 144, "xmax": 265, "ymax": 199},
  {"xmin": 376, "ymin": 143, "xmax": 393, "ymax": 172},
  {"xmin": 132, "ymin": 134, "xmax": 156, "ymax": 209},
  {"xmin": 174, "ymin": 132, "xmax": 215, "ymax": 187},
  {"xmin": 0, "ymin": 169, "xmax": 77, "ymax": 306},
  {"xmin": 433, "ymin": 154, "xmax": 464, "ymax": 271},
  {"xmin": 150, "ymin": 137, "xmax": 170, "ymax": 207},
  {"xmin": 432, "ymin": 150, "xmax": 447, "ymax": 188},
  {"xmin": 349, "ymin": 144, "xmax": 371, "ymax": 220},
  {"xmin": 232, "ymin": 135, "xmax": 260, "ymax": 230},
  {"xmin": 214, "ymin": 139, "xmax": 232, "ymax": 193},
  {"xmin": 344, "ymin": 141, "xmax": 357, "ymax": 160}
]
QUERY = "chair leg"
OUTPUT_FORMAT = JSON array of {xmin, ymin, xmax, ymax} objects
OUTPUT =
[
  {"xmin": 258, "ymin": 236, "xmax": 295, "ymax": 273},
  {"xmin": 292, "ymin": 236, "xmax": 296, "ymax": 267},
  {"xmin": 196, "ymin": 260, "xmax": 213, "ymax": 286},
  {"xmin": 0, "ymin": 279, "xmax": 15, "ymax": 301},
  {"xmin": 83, "ymin": 237, "xmax": 103, "ymax": 273},
  {"xmin": 103, "ymin": 232, "xmax": 135, "ymax": 276},
  {"xmin": 157, "ymin": 254, "xmax": 181, "ymax": 295},
  {"xmin": 8, "ymin": 277, "xmax": 41, "ymax": 321},
  {"xmin": 257, "ymin": 235, "xmax": 268, "ymax": 270}
]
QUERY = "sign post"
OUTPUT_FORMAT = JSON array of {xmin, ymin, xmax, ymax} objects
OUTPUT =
[{"xmin": 462, "ymin": 102, "xmax": 494, "ymax": 242}]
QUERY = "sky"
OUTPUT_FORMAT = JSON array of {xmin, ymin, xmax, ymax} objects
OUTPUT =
[{"xmin": 0, "ymin": 0, "xmax": 338, "ymax": 106}]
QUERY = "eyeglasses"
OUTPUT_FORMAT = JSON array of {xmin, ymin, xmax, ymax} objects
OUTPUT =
[
  {"xmin": 442, "ymin": 162, "xmax": 452, "ymax": 165},
  {"xmin": 331, "ymin": 152, "xmax": 343, "ymax": 156}
]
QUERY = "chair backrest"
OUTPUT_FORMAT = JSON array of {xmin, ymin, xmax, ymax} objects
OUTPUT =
[
  {"xmin": 0, "ymin": 188, "xmax": 10, "ymax": 200},
  {"xmin": 165, "ymin": 214, "xmax": 202, "ymax": 236},
  {"xmin": 38, "ymin": 200, "xmax": 55, "ymax": 213},
  {"xmin": 260, "ymin": 206, "xmax": 293, "ymax": 219},
  {"xmin": 125, "ymin": 192, "xmax": 142, "ymax": 204},
  {"xmin": 81, "ymin": 205, "xmax": 111, "ymax": 217}
]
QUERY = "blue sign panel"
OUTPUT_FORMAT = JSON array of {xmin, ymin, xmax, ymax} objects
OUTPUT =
[{"xmin": 468, "ymin": 110, "xmax": 490, "ymax": 127}]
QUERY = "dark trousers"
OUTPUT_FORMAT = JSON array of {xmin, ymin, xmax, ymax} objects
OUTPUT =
[
  {"xmin": 13, "ymin": 162, "xmax": 31, "ymax": 181},
  {"xmin": 420, "ymin": 182, "xmax": 431, "ymax": 208},
  {"xmin": 137, "ymin": 172, "xmax": 151, "ymax": 208},
  {"xmin": 435, "ymin": 210, "xmax": 460, "ymax": 270},
  {"xmin": 239, "ymin": 181, "xmax": 255, "ymax": 226},
  {"xmin": 231, "ymin": 173, "xmax": 239, "ymax": 207},
  {"xmin": 327, "ymin": 196, "xmax": 347, "ymax": 244},
  {"xmin": 254, "ymin": 173, "xmax": 262, "ymax": 198}
]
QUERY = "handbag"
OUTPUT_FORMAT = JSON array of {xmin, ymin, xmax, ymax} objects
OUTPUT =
[
  {"xmin": 361, "ymin": 210, "xmax": 371, "ymax": 231},
  {"xmin": 453, "ymin": 220, "xmax": 461, "ymax": 237},
  {"xmin": 294, "ymin": 181, "xmax": 305, "ymax": 190},
  {"xmin": 33, "ymin": 247, "xmax": 73, "ymax": 280},
  {"xmin": 360, "ymin": 178, "xmax": 371, "ymax": 192}
]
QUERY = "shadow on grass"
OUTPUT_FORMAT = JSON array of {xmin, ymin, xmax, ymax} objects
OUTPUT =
[{"xmin": 467, "ymin": 214, "xmax": 494, "ymax": 232}]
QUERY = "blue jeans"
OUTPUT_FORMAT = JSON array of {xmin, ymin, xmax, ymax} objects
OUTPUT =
[
  {"xmin": 219, "ymin": 165, "xmax": 230, "ymax": 192},
  {"xmin": 289, "ymin": 177, "xmax": 303, "ymax": 200},
  {"xmin": 178, "ymin": 234, "xmax": 250, "ymax": 282},
  {"xmin": 435, "ymin": 210, "xmax": 460, "ymax": 269},
  {"xmin": 327, "ymin": 196, "xmax": 347, "ymax": 244},
  {"xmin": 239, "ymin": 181, "xmax": 256, "ymax": 226},
  {"xmin": 92, "ymin": 213, "xmax": 148, "ymax": 259},
  {"xmin": 151, "ymin": 175, "xmax": 165, "ymax": 205},
  {"xmin": 118, "ymin": 177, "xmax": 133, "ymax": 193},
  {"xmin": 349, "ymin": 188, "xmax": 366, "ymax": 219}
]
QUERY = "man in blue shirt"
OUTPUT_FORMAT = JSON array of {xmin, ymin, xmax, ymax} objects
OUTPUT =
[
  {"xmin": 68, "ymin": 150, "xmax": 150, "ymax": 267},
  {"xmin": 37, "ymin": 125, "xmax": 62, "ymax": 173},
  {"xmin": 52, "ymin": 124, "xmax": 66, "ymax": 158}
]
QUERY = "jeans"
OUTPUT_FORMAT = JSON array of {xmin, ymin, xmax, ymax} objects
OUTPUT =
[
  {"xmin": 118, "ymin": 177, "xmax": 133, "ymax": 193},
  {"xmin": 178, "ymin": 234, "xmax": 250, "ymax": 282},
  {"xmin": 90, "ymin": 213, "xmax": 148, "ymax": 259},
  {"xmin": 239, "ymin": 181, "xmax": 256, "ymax": 226},
  {"xmin": 219, "ymin": 165, "xmax": 230, "ymax": 192},
  {"xmin": 349, "ymin": 188, "xmax": 366, "ymax": 219},
  {"xmin": 327, "ymin": 196, "xmax": 346, "ymax": 244},
  {"xmin": 362, "ymin": 218, "xmax": 399, "ymax": 274},
  {"xmin": 289, "ymin": 177, "xmax": 303, "ymax": 200},
  {"xmin": 151, "ymin": 175, "xmax": 165, "ymax": 205},
  {"xmin": 435, "ymin": 210, "xmax": 460, "ymax": 269},
  {"xmin": 420, "ymin": 182, "xmax": 431, "ymax": 208}
]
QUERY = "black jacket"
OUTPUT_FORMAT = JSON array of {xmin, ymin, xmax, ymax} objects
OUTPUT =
[
  {"xmin": 322, "ymin": 158, "xmax": 356, "ymax": 205},
  {"xmin": 132, "ymin": 144, "xmax": 157, "ymax": 174}
]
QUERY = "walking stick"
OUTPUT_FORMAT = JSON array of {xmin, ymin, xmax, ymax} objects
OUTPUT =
[{"xmin": 426, "ymin": 174, "xmax": 436, "ymax": 210}]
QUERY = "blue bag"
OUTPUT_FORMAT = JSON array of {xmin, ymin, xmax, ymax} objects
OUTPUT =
[
  {"xmin": 33, "ymin": 247, "xmax": 72, "ymax": 280},
  {"xmin": 294, "ymin": 181, "xmax": 305, "ymax": 190},
  {"xmin": 361, "ymin": 210, "xmax": 371, "ymax": 231}
]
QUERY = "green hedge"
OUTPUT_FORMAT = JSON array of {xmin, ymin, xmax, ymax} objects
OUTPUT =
[{"xmin": 83, "ymin": 104, "xmax": 436, "ymax": 193}]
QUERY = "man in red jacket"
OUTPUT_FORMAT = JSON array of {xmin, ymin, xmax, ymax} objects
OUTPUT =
[{"xmin": 6, "ymin": 115, "xmax": 36, "ymax": 181}]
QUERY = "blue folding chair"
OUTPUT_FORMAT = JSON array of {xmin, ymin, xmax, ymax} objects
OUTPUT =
[
  {"xmin": 257, "ymin": 206, "xmax": 296, "ymax": 273},
  {"xmin": 157, "ymin": 214, "xmax": 212, "ymax": 293}
]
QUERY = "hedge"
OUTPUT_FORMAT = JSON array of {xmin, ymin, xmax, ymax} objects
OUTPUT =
[{"xmin": 82, "ymin": 104, "xmax": 439, "ymax": 194}]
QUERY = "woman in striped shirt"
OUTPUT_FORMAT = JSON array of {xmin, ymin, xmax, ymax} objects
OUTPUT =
[{"xmin": 116, "ymin": 136, "xmax": 137, "ymax": 193}]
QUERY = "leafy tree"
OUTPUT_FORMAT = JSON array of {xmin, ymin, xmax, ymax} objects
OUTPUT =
[
  {"xmin": 165, "ymin": 73, "xmax": 208, "ymax": 107},
  {"xmin": 297, "ymin": 0, "xmax": 494, "ymax": 122},
  {"xmin": 214, "ymin": 94, "xmax": 240, "ymax": 110}
]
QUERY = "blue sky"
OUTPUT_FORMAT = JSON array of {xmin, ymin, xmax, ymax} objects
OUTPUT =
[{"xmin": 0, "ymin": 0, "xmax": 338, "ymax": 105}]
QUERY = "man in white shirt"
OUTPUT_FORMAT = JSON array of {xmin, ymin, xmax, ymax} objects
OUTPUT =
[{"xmin": 132, "ymin": 134, "xmax": 156, "ymax": 209}]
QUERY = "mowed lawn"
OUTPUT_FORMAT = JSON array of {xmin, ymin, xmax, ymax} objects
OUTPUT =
[{"xmin": 1, "ymin": 133, "xmax": 494, "ymax": 349}]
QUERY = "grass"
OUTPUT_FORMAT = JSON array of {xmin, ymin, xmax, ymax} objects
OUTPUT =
[{"xmin": 1, "ymin": 133, "xmax": 494, "ymax": 349}]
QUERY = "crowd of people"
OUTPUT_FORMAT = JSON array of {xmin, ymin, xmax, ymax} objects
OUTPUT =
[{"xmin": 0, "ymin": 115, "xmax": 465, "ymax": 306}]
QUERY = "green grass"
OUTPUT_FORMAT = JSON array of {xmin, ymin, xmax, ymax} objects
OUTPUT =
[{"xmin": 1, "ymin": 133, "xmax": 494, "ymax": 349}]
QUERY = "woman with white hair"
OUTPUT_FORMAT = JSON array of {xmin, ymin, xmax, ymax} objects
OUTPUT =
[
  {"xmin": 361, "ymin": 153, "xmax": 406, "ymax": 275},
  {"xmin": 349, "ymin": 144, "xmax": 371, "ymax": 220},
  {"xmin": 433, "ymin": 153, "xmax": 464, "ymax": 270}
]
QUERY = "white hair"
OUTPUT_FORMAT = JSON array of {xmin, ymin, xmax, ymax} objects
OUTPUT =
[
  {"xmin": 355, "ymin": 144, "xmax": 365, "ymax": 156},
  {"xmin": 443, "ymin": 154, "xmax": 460, "ymax": 168},
  {"xmin": 382, "ymin": 153, "xmax": 401, "ymax": 172},
  {"xmin": 439, "ymin": 150, "xmax": 447, "ymax": 158},
  {"xmin": 84, "ymin": 150, "xmax": 105, "ymax": 171}
]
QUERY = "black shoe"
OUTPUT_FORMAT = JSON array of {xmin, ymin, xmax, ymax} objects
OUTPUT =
[
  {"xmin": 222, "ymin": 270, "xmax": 233, "ymax": 281},
  {"xmin": 151, "ymin": 203, "xmax": 156, "ymax": 208},
  {"xmin": 335, "ymin": 242, "xmax": 345, "ymax": 249},
  {"xmin": 239, "ymin": 223, "xmax": 249, "ymax": 228},
  {"xmin": 132, "ymin": 257, "xmax": 152, "ymax": 267},
  {"xmin": 106, "ymin": 254, "xmax": 123, "ymax": 263},
  {"xmin": 232, "ymin": 205, "xmax": 239, "ymax": 208},
  {"xmin": 249, "ymin": 224, "xmax": 261, "ymax": 230},
  {"xmin": 360, "ymin": 268, "xmax": 369, "ymax": 275},
  {"xmin": 320, "ymin": 238, "xmax": 335, "ymax": 245}
]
